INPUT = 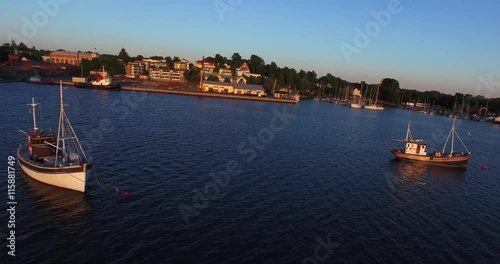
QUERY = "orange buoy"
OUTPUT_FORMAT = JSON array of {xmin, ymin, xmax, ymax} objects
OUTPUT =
[{"xmin": 481, "ymin": 165, "xmax": 487, "ymax": 171}]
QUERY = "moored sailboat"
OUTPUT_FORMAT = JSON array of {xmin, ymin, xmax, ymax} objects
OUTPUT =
[
  {"xmin": 17, "ymin": 81, "xmax": 92, "ymax": 192},
  {"xmin": 389, "ymin": 116, "xmax": 471, "ymax": 168},
  {"xmin": 364, "ymin": 80, "xmax": 384, "ymax": 110}
]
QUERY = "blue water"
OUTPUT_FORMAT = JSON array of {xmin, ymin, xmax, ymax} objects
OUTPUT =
[{"xmin": 1, "ymin": 83, "xmax": 500, "ymax": 263}]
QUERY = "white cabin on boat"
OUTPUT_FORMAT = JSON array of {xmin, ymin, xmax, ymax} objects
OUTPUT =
[{"xmin": 405, "ymin": 140, "xmax": 427, "ymax": 156}]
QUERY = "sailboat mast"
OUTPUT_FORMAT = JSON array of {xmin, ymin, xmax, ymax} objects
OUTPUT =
[
  {"xmin": 28, "ymin": 98, "xmax": 39, "ymax": 131},
  {"xmin": 375, "ymin": 80, "xmax": 381, "ymax": 105},
  {"xmin": 450, "ymin": 118, "xmax": 455, "ymax": 156}
]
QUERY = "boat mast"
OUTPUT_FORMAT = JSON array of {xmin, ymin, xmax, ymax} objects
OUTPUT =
[
  {"xmin": 55, "ymin": 80, "xmax": 66, "ymax": 165},
  {"xmin": 28, "ymin": 98, "xmax": 39, "ymax": 132},
  {"xmin": 374, "ymin": 80, "xmax": 381, "ymax": 105},
  {"xmin": 450, "ymin": 118, "xmax": 455, "ymax": 156}
]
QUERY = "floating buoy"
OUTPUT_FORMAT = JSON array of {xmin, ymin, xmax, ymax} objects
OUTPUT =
[
  {"xmin": 481, "ymin": 165, "xmax": 487, "ymax": 171},
  {"xmin": 124, "ymin": 191, "xmax": 130, "ymax": 197}
]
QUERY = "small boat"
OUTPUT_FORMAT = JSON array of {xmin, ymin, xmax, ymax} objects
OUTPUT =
[
  {"xmin": 27, "ymin": 70, "xmax": 53, "ymax": 85},
  {"xmin": 350, "ymin": 81, "xmax": 364, "ymax": 108},
  {"xmin": 74, "ymin": 66, "xmax": 121, "ymax": 91},
  {"xmin": 389, "ymin": 116, "xmax": 471, "ymax": 168},
  {"xmin": 495, "ymin": 116, "xmax": 500, "ymax": 124},
  {"xmin": 17, "ymin": 81, "xmax": 93, "ymax": 192}
]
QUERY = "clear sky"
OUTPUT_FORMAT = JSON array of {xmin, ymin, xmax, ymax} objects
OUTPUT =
[{"xmin": 1, "ymin": 0, "xmax": 499, "ymax": 98}]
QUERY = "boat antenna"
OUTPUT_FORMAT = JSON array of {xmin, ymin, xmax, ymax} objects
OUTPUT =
[{"xmin": 27, "ymin": 98, "xmax": 39, "ymax": 131}]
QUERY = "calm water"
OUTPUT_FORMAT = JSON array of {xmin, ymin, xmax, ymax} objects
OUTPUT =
[{"xmin": 1, "ymin": 83, "xmax": 500, "ymax": 263}]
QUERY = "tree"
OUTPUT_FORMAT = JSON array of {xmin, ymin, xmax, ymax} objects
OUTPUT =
[
  {"xmin": 10, "ymin": 40, "xmax": 17, "ymax": 50},
  {"xmin": 230, "ymin": 52, "xmax": 241, "ymax": 69},
  {"xmin": 249, "ymin": 54, "xmax": 265, "ymax": 74},
  {"xmin": 150, "ymin": 55, "xmax": 163, "ymax": 60},
  {"xmin": 165, "ymin": 56, "xmax": 173, "ymax": 68},
  {"xmin": 207, "ymin": 75, "xmax": 218, "ymax": 81},
  {"xmin": 118, "ymin": 48, "xmax": 131, "ymax": 63},
  {"xmin": 18, "ymin": 42, "xmax": 28, "ymax": 50}
]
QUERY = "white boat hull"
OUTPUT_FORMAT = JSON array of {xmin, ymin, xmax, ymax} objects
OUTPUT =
[
  {"xmin": 364, "ymin": 105, "xmax": 384, "ymax": 110},
  {"xmin": 18, "ymin": 157, "xmax": 88, "ymax": 193},
  {"xmin": 350, "ymin": 103, "xmax": 363, "ymax": 108}
]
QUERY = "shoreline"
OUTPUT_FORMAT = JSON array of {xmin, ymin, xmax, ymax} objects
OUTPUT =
[{"xmin": 120, "ymin": 86, "xmax": 299, "ymax": 104}]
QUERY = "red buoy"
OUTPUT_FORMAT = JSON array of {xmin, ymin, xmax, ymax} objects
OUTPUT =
[
  {"xmin": 124, "ymin": 191, "xmax": 130, "ymax": 196},
  {"xmin": 481, "ymin": 165, "xmax": 487, "ymax": 171}
]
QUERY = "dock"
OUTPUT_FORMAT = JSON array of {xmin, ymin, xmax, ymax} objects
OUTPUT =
[{"xmin": 121, "ymin": 86, "xmax": 299, "ymax": 104}]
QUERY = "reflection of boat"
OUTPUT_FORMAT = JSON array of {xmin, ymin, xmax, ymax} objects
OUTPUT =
[
  {"xmin": 17, "ymin": 81, "xmax": 93, "ymax": 192},
  {"xmin": 390, "ymin": 116, "xmax": 471, "ymax": 168},
  {"xmin": 20, "ymin": 170, "xmax": 89, "ymax": 220}
]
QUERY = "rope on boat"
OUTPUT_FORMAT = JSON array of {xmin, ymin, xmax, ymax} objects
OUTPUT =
[{"xmin": 92, "ymin": 164, "xmax": 130, "ymax": 196}]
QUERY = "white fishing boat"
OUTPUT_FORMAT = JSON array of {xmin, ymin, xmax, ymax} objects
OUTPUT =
[{"xmin": 17, "ymin": 81, "xmax": 92, "ymax": 192}]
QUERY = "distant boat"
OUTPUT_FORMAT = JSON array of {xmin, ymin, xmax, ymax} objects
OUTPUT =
[
  {"xmin": 495, "ymin": 116, "xmax": 500, "ymax": 124},
  {"xmin": 27, "ymin": 69, "xmax": 53, "ymax": 85},
  {"xmin": 17, "ymin": 81, "xmax": 93, "ymax": 192},
  {"xmin": 364, "ymin": 80, "xmax": 384, "ymax": 110},
  {"xmin": 350, "ymin": 81, "xmax": 364, "ymax": 109},
  {"xmin": 389, "ymin": 116, "xmax": 471, "ymax": 168},
  {"xmin": 74, "ymin": 66, "xmax": 121, "ymax": 91}
]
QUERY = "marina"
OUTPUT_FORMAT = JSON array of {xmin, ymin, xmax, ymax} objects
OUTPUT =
[{"xmin": 1, "ymin": 82, "xmax": 499, "ymax": 263}]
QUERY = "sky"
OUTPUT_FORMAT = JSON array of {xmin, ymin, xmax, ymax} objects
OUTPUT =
[{"xmin": 1, "ymin": 0, "xmax": 500, "ymax": 98}]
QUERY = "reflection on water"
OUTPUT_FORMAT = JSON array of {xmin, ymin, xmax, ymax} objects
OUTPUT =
[
  {"xmin": 19, "ymin": 170, "xmax": 92, "ymax": 227},
  {"xmin": 387, "ymin": 159, "xmax": 467, "ymax": 197}
]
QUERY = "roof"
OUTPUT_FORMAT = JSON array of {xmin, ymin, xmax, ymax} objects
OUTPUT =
[
  {"xmin": 50, "ymin": 51, "xmax": 95, "ymax": 56},
  {"xmin": 203, "ymin": 80, "xmax": 231, "ymax": 86},
  {"xmin": 233, "ymin": 83, "xmax": 264, "ymax": 91}
]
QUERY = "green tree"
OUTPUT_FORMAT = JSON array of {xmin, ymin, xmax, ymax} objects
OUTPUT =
[
  {"xmin": 230, "ymin": 52, "xmax": 241, "ymax": 69},
  {"xmin": 118, "ymin": 48, "xmax": 131, "ymax": 63},
  {"xmin": 249, "ymin": 54, "xmax": 265, "ymax": 74},
  {"xmin": 165, "ymin": 56, "xmax": 173, "ymax": 68},
  {"xmin": 18, "ymin": 42, "xmax": 28, "ymax": 50}
]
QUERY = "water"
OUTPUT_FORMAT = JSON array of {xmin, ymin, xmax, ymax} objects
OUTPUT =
[{"xmin": 1, "ymin": 83, "xmax": 499, "ymax": 263}]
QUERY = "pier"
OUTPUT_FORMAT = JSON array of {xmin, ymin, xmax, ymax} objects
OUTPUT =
[{"xmin": 121, "ymin": 86, "xmax": 299, "ymax": 104}]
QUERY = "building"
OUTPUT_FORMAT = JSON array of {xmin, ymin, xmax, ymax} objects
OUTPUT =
[
  {"xmin": 233, "ymin": 83, "xmax": 265, "ymax": 96},
  {"xmin": 202, "ymin": 81, "xmax": 265, "ymax": 96},
  {"xmin": 126, "ymin": 61, "xmax": 146, "ymax": 78},
  {"xmin": 235, "ymin": 61, "xmax": 250, "ymax": 77},
  {"xmin": 142, "ymin": 58, "xmax": 167, "ymax": 70},
  {"xmin": 50, "ymin": 51, "xmax": 97, "ymax": 66},
  {"xmin": 149, "ymin": 69, "xmax": 184, "ymax": 82},
  {"xmin": 174, "ymin": 59, "xmax": 189, "ymax": 71},
  {"xmin": 235, "ymin": 61, "xmax": 261, "ymax": 78},
  {"xmin": 195, "ymin": 60, "xmax": 216, "ymax": 73}
]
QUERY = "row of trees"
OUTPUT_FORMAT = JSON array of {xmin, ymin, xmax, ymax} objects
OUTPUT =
[{"xmin": 0, "ymin": 40, "xmax": 50, "ymax": 61}]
